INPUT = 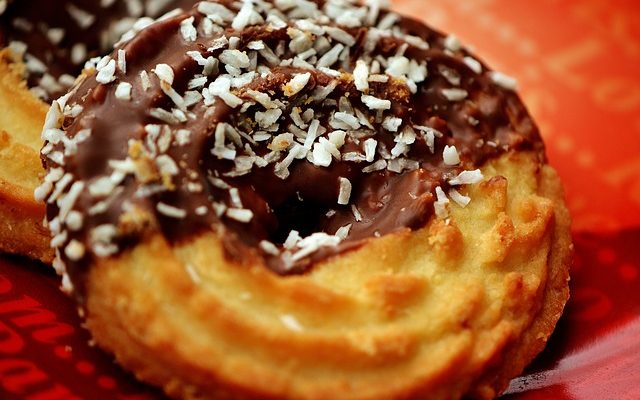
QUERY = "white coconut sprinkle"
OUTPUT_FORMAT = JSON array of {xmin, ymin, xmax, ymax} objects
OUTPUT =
[
  {"xmin": 332, "ymin": 112, "xmax": 361, "ymax": 129},
  {"xmin": 157, "ymin": 202, "xmax": 187, "ymax": 218},
  {"xmin": 115, "ymin": 82, "xmax": 132, "ymax": 100},
  {"xmin": 197, "ymin": 2, "xmax": 235, "ymax": 21},
  {"xmin": 96, "ymin": 59, "xmax": 117, "ymax": 84},
  {"xmin": 180, "ymin": 16, "xmax": 197, "ymax": 41},
  {"xmin": 46, "ymin": 28, "xmax": 65, "ymax": 45},
  {"xmin": 325, "ymin": 26, "xmax": 356, "ymax": 46},
  {"xmin": 66, "ymin": 4, "xmax": 95, "ymax": 29},
  {"xmin": 58, "ymin": 181, "xmax": 84, "ymax": 221},
  {"xmin": 259, "ymin": 240, "xmax": 280, "ymax": 256},
  {"xmin": 34, "ymin": 182, "xmax": 53, "ymax": 203},
  {"xmin": 255, "ymin": 109, "xmax": 283, "ymax": 128},
  {"xmin": 66, "ymin": 211, "xmax": 83, "ymax": 231},
  {"xmin": 490, "ymin": 71, "xmax": 518, "ymax": 90},
  {"xmin": 463, "ymin": 56, "xmax": 482, "ymax": 74},
  {"xmin": 220, "ymin": 49, "xmax": 251, "ymax": 69},
  {"xmin": 139, "ymin": 70, "xmax": 151, "ymax": 91},
  {"xmin": 153, "ymin": 63, "xmax": 174, "ymax": 84},
  {"xmin": 117, "ymin": 49, "xmax": 127, "ymax": 73},
  {"xmin": 353, "ymin": 60, "xmax": 369, "ymax": 92},
  {"xmin": 351, "ymin": 205, "xmax": 363, "ymax": 222},
  {"xmin": 449, "ymin": 169, "xmax": 484, "ymax": 186},
  {"xmin": 382, "ymin": 116, "xmax": 402, "ymax": 132},
  {"xmin": 443, "ymin": 145, "xmax": 461, "ymax": 165},
  {"xmin": 208, "ymin": 76, "xmax": 243, "ymax": 107},
  {"xmin": 283, "ymin": 230, "xmax": 302, "ymax": 250},
  {"xmin": 233, "ymin": 0, "xmax": 264, "ymax": 30},
  {"xmin": 364, "ymin": 138, "xmax": 377, "ymax": 162},
  {"xmin": 283, "ymin": 72, "xmax": 311, "ymax": 97},
  {"xmin": 449, "ymin": 188, "xmax": 471, "ymax": 207},
  {"xmin": 292, "ymin": 232, "xmax": 341, "ymax": 262},
  {"xmin": 64, "ymin": 240, "xmax": 85, "ymax": 261},
  {"xmin": 335, "ymin": 224, "xmax": 352, "ymax": 240},
  {"xmin": 444, "ymin": 34, "xmax": 461, "ymax": 52},
  {"xmin": 434, "ymin": 186, "xmax": 449, "ymax": 218},
  {"xmin": 441, "ymin": 88, "xmax": 468, "ymax": 101},
  {"xmin": 226, "ymin": 208, "xmax": 254, "ymax": 222},
  {"xmin": 316, "ymin": 43, "xmax": 344, "ymax": 68},
  {"xmin": 338, "ymin": 177, "xmax": 352, "ymax": 205},
  {"xmin": 362, "ymin": 159, "xmax": 387, "ymax": 173}
]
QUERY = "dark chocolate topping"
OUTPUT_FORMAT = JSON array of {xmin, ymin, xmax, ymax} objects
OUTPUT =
[
  {"xmin": 38, "ymin": 0, "xmax": 543, "ymax": 295},
  {"xmin": 0, "ymin": 0, "xmax": 196, "ymax": 101}
]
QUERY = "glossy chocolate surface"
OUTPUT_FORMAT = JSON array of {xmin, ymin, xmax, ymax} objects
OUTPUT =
[
  {"xmin": 0, "ymin": 0, "xmax": 196, "ymax": 100},
  {"xmin": 39, "ymin": 0, "xmax": 543, "ymax": 292}
]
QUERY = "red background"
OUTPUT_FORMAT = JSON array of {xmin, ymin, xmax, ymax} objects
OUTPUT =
[{"xmin": 1, "ymin": 0, "xmax": 640, "ymax": 399}]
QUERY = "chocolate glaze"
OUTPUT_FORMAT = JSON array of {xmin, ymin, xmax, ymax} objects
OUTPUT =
[
  {"xmin": 40, "ymin": 0, "xmax": 544, "ymax": 295},
  {"xmin": 0, "ymin": 0, "xmax": 197, "ymax": 100}
]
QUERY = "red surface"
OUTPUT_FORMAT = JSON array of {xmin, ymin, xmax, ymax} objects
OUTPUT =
[{"xmin": 1, "ymin": 0, "xmax": 640, "ymax": 399}]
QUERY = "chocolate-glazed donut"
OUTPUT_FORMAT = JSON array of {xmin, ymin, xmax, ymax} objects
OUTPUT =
[
  {"xmin": 0, "ymin": 0, "xmax": 197, "ymax": 100},
  {"xmin": 37, "ymin": 1, "xmax": 572, "ymax": 399},
  {"xmin": 40, "ymin": 0, "xmax": 542, "ymax": 280}
]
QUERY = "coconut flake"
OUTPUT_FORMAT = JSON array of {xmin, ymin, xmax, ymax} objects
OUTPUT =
[
  {"xmin": 219, "ymin": 49, "xmax": 251, "ymax": 69},
  {"xmin": 449, "ymin": 169, "xmax": 484, "ymax": 186},
  {"xmin": 96, "ymin": 59, "xmax": 116, "ymax": 84},
  {"xmin": 362, "ymin": 159, "xmax": 387, "ymax": 173},
  {"xmin": 157, "ymin": 202, "xmax": 187, "ymax": 218},
  {"xmin": 232, "ymin": 0, "xmax": 264, "ymax": 30},
  {"xmin": 443, "ymin": 145, "xmax": 461, "ymax": 166},
  {"xmin": 316, "ymin": 43, "xmax": 344, "ymax": 68},
  {"xmin": 255, "ymin": 109, "xmax": 283, "ymax": 128},
  {"xmin": 259, "ymin": 240, "xmax": 280, "ymax": 256},
  {"xmin": 117, "ymin": 49, "xmax": 127, "ymax": 73},
  {"xmin": 180, "ymin": 16, "xmax": 197, "ymax": 42},
  {"xmin": 364, "ymin": 138, "xmax": 377, "ymax": 162},
  {"xmin": 337, "ymin": 177, "xmax": 352, "ymax": 205},
  {"xmin": 490, "ymin": 71, "xmax": 518, "ymax": 90},
  {"xmin": 353, "ymin": 60, "xmax": 369, "ymax": 92},
  {"xmin": 65, "ymin": 240, "xmax": 85, "ymax": 261},
  {"xmin": 283, "ymin": 72, "xmax": 311, "ymax": 97},
  {"xmin": 449, "ymin": 188, "xmax": 471, "ymax": 207},
  {"xmin": 444, "ymin": 34, "xmax": 461, "ymax": 52},
  {"xmin": 226, "ymin": 208, "xmax": 254, "ymax": 222},
  {"xmin": 441, "ymin": 88, "xmax": 468, "ymax": 101},
  {"xmin": 382, "ymin": 116, "xmax": 402, "ymax": 132},
  {"xmin": 153, "ymin": 63, "xmax": 174, "ymax": 84},
  {"xmin": 434, "ymin": 186, "xmax": 449, "ymax": 218},
  {"xmin": 115, "ymin": 82, "xmax": 132, "ymax": 100},
  {"xmin": 463, "ymin": 56, "xmax": 482, "ymax": 74},
  {"xmin": 360, "ymin": 94, "xmax": 391, "ymax": 110}
]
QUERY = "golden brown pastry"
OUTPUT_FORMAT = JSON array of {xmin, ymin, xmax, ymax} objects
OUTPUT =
[
  {"xmin": 37, "ymin": 1, "xmax": 572, "ymax": 399},
  {"xmin": 0, "ymin": 0, "xmax": 197, "ymax": 261},
  {"xmin": 0, "ymin": 53, "xmax": 51, "ymax": 262}
]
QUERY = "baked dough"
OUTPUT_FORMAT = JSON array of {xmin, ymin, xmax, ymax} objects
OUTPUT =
[
  {"xmin": 0, "ymin": 52, "xmax": 52, "ymax": 262},
  {"xmin": 36, "ymin": 1, "xmax": 572, "ymax": 399},
  {"xmin": 84, "ymin": 151, "xmax": 571, "ymax": 400},
  {"xmin": 0, "ymin": 0, "xmax": 199, "ymax": 261}
]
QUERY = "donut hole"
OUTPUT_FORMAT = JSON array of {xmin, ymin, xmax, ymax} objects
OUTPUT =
[{"xmin": 270, "ymin": 197, "xmax": 335, "ymax": 244}]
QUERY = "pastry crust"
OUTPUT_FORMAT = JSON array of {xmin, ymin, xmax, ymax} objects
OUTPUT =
[
  {"xmin": 0, "ymin": 50, "xmax": 52, "ymax": 262},
  {"xmin": 83, "ymin": 150, "xmax": 571, "ymax": 400}
]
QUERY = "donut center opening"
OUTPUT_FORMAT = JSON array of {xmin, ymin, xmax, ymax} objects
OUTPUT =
[{"xmin": 270, "ymin": 198, "xmax": 333, "ymax": 244}]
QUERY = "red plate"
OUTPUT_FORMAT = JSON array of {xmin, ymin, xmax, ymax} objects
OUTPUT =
[{"xmin": 1, "ymin": 0, "xmax": 640, "ymax": 399}]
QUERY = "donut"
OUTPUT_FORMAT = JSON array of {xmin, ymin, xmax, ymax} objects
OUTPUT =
[
  {"xmin": 38, "ymin": 1, "xmax": 572, "ymax": 399},
  {"xmin": 0, "ymin": 0, "xmax": 197, "ymax": 261},
  {"xmin": 0, "ymin": 51, "xmax": 51, "ymax": 262},
  {"xmin": 0, "ymin": 0, "xmax": 198, "ymax": 101}
]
